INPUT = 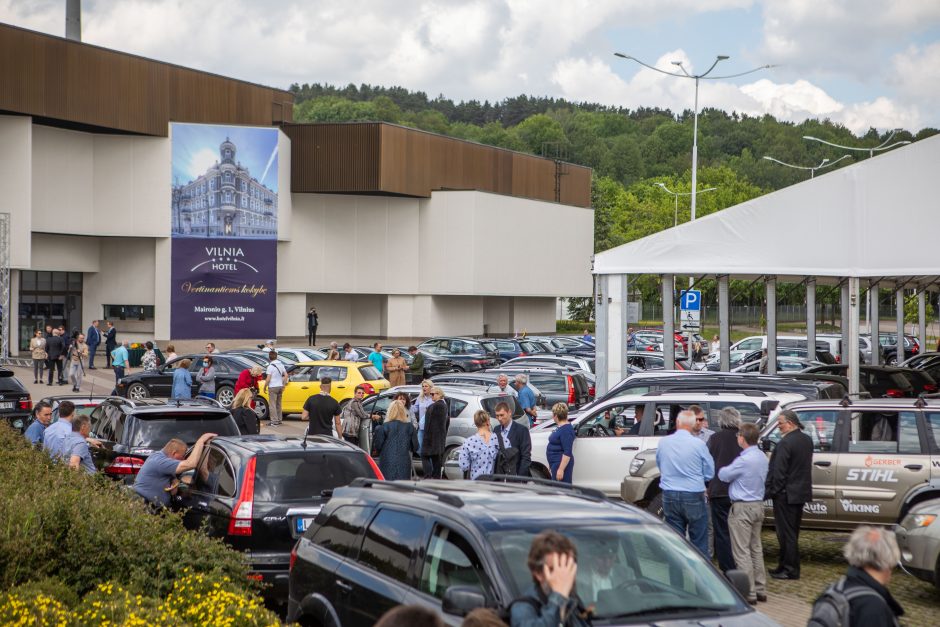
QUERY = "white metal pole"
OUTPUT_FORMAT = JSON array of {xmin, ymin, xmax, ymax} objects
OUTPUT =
[
  {"xmin": 918, "ymin": 290, "xmax": 927, "ymax": 354},
  {"xmin": 807, "ymin": 278, "xmax": 816, "ymax": 363},
  {"xmin": 766, "ymin": 277, "xmax": 777, "ymax": 375},
  {"xmin": 663, "ymin": 276, "xmax": 675, "ymax": 370},
  {"xmin": 719, "ymin": 275, "xmax": 730, "ymax": 371},
  {"xmin": 690, "ymin": 77, "xmax": 700, "ymax": 223},
  {"xmin": 848, "ymin": 278, "xmax": 861, "ymax": 396},
  {"xmin": 896, "ymin": 287, "xmax": 905, "ymax": 366}
]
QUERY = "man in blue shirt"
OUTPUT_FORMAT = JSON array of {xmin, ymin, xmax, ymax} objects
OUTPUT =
[
  {"xmin": 42, "ymin": 400, "xmax": 76, "ymax": 460},
  {"xmin": 133, "ymin": 433, "xmax": 215, "ymax": 507},
  {"xmin": 368, "ymin": 342, "xmax": 384, "ymax": 374},
  {"xmin": 513, "ymin": 374, "xmax": 538, "ymax": 427},
  {"xmin": 111, "ymin": 339, "xmax": 130, "ymax": 389},
  {"xmin": 24, "ymin": 401, "xmax": 53, "ymax": 446},
  {"xmin": 626, "ymin": 327, "xmax": 637, "ymax": 351},
  {"xmin": 581, "ymin": 329, "xmax": 594, "ymax": 344},
  {"xmin": 719, "ymin": 422, "xmax": 770, "ymax": 605},
  {"xmin": 67, "ymin": 415, "xmax": 96, "ymax": 475},
  {"xmin": 656, "ymin": 410, "xmax": 714, "ymax": 556}
]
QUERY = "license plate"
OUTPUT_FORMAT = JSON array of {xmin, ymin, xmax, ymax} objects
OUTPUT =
[
  {"xmin": 0, "ymin": 402, "xmax": 13, "ymax": 410},
  {"xmin": 295, "ymin": 517, "xmax": 313, "ymax": 533}
]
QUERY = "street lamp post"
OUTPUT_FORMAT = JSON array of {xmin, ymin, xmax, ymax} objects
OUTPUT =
[
  {"xmin": 615, "ymin": 53, "xmax": 772, "ymax": 226},
  {"xmin": 802, "ymin": 129, "xmax": 910, "ymax": 159},
  {"xmin": 654, "ymin": 183, "xmax": 717, "ymax": 226},
  {"xmin": 762, "ymin": 154, "xmax": 852, "ymax": 179}
]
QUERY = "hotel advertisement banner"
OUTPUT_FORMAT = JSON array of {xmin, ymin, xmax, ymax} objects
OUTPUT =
[{"xmin": 170, "ymin": 123, "xmax": 278, "ymax": 339}]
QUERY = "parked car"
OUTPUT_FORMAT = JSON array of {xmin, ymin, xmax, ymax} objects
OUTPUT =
[
  {"xmin": 287, "ymin": 478, "xmax": 768, "ymax": 626},
  {"xmin": 176, "ymin": 434, "xmax": 381, "ymax": 604},
  {"xmin": 901, "ymin": 352, "xmax": 940, "ymax": 384},
  {"xmin": 39, "ymin": 394, "xmax": 111, "ymax": 424},
  {"xmin": 88, "ymin": 397, "xmax": 240, "ymax": 482},
  {"xmin": 624, "ymin": 396, "xmax": 940, "ymax": 530},
  {"xmin": 801, "ymin": 364, "xmax": 915, "ymax": 397},
  {"xmin": 116, "ymin": 353, "xmax": 255, "ymax": 408},
  {"xmin": 275, "ymin": 347, "xmax": 328, "ymax": 363},
  {"xmin": 475, "ymin": 337, "xmax": 551, "ymax": 361},
  {"xmin": 871, "ymin": 333, "xmax": 919, "ymax": 365},
  {"xmin": 501, "ymin": 354, "xmax": 595, "ymax": 374},
  {"xmin": 626, "ymin": 351, "xmax": 686, "ymax": 371},
  {"xmin": 226, "ymin": 349, "xmax": 300, "ymax": 367},
  {"xmin": 418, "ymin": 338, "xmax": 501, "ymax": 371},
  {"xmin": 489, "ymin": 366, "xmax": 591, "ymax": 408},
  {"xmin": 732, "ymin": 356, "xmax": 823, "ymax": 373},
  {"xmin": 531, "ymin": 391, "xmax": 799, "ymax": 496},
  {"xmin": 549, "ymin": 335, "xmax": 597, "ymax": 355},
  {"xmin": 429, "ymin": 372, "xmax": 546, "ymax": 405},
  {"xmin": 893, "ymin": 367, "xmax": 939, "ymax": 395},
  {"xmin": 896, "ymin": 498, "xmax": 940, "ymax": 589},
  {"xmin": 0, "ymin": 369, "xmax": 33, "ymax": 433},
  {"xmin": 255, "ymin": 361, "xmax": 390, "ymax": 420}
]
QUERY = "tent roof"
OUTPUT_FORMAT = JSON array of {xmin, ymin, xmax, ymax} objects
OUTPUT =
[{"xmin": 594, "ymin": 133, "xmax": 940, "ymax": 285}]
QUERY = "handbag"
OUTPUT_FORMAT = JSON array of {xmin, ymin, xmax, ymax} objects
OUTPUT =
[{"xmin": 494, "ymin": 429, "xmax": 520, "ymax": 475}]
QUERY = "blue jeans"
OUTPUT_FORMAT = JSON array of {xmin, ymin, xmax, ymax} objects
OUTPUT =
[{"xmin": 662, "ymin": 490, "xmax": 709, "ymax": 557}]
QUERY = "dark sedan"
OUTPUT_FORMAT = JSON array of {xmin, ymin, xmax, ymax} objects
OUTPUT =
[
  {"xmin": 418, "ymin": 338, "xmax": 500, "ymax": 371},
  {"xmin": 802, "ymin": 364, "xmax": 915, "ymax": 397},
  {"xmin": 116, "ymin": 353, "xmax": 255, "ymax": 407},
  {"xmin": 176, "ymin": 434, "xmax": 381, "ymax": 604}
]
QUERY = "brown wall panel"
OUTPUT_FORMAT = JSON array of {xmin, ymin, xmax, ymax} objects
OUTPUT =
[
  {"xmin": 282, "ymin": 123, "xmax": 381, "ymax": 193},
  {"xmin": 0, "ymin": 23, "xmax": 291, "ymax": 136}
]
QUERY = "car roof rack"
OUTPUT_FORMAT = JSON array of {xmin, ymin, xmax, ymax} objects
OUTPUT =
[
  {"xmin": 170, "ymin": 397, "xmax": 225, "ymax": 409},
  {"xmin": 477, "ymin": 474, "xmax": 608, "ymax": 502},
  {"xmin": 349, "ymin": 478, "xmax": 465, "ymax": 507}
]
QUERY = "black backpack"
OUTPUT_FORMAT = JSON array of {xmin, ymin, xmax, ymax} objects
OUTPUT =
[
  {"xmin": 808, "ymin": 576, "xmax": 892, "ymax": 627},
  {"xmin": 494, "ymin": 429, "xmax": 520, "ymax": 475}
]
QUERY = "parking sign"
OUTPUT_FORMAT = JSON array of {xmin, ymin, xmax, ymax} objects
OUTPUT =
[{"xmin": 680, "ymin": 290, "xmax": 701, "ymax": 331}]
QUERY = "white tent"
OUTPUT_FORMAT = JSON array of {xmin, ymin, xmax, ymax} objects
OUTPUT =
[{"xmin": 592, "ymin": 134, "xmax": 940, "ymax": 394}]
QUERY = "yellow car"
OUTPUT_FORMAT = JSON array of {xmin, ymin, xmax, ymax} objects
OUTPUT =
[{"xmin": 256, "ymin": 360, "xmax": 389, "ymax": 420}]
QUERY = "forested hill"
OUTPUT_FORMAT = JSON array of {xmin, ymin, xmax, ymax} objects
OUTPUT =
[{"xmin": 289, "ymin": 82, "xmax": 937, "ymax": 254}]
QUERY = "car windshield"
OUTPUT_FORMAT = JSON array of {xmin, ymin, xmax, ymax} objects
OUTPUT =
[
  {"xmin": 129, "ymin": 413, "xmax": 238, "ymax": 448},
  {"xmin": 253, "ymin": 452, "xmax": 376, "ymax": 501},
  {"xmin": 490, "ymin": 524, "xmax": 741, "ymax": 620}
]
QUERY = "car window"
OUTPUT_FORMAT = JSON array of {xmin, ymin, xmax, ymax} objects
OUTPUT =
[
  {"xmin": 652, "ymin": 403, "xmax": 695, "ymax": 435},
  {"xmin": 290, "ymin": 366, "xmax": 315, "ymax": 383},
  {"xmin": 577, "ymin": 404, "xmax": 641, "ymax": 437},
  {"xmin": 358, "ymin": 509, "xmax": 426, "ymax": 581},
  {"xmin": 526, "ymin": 374, "xmax": 565, "ymax": 394},
  {"xmin": 848, "ymin": 411, "xmax": 921, "ymax": 454},
  {"xmin": 447, "ymin": 398, "xmax": 468, "ymax": 418},
  {"xmin": 481, "ymin": 396, "xmax": 519, "ymax": 418},
  {"xmin": 737, "ymin": 338, "xmax": 762, "ymax": 351},
  {"xmin": 254, "ymin": 452, "xmax": 376, "ymax": 501},
  {"xmin": 766, "ymin": 410, "xmax": 838, "ymax": 452},
  {"xmin": 313, "ymin": 366, "xmax": 348, "ymax": 381},
  {"xmin": 420, "ymin": 525, "xmax": 491, "ymax": 601},
  {"xmin": 191, "ymin": 447, "xmax": 236, "ymax": 497},
  {"xmin": 496, "ymin": 341, "xmax": 515, "ymax": 351},
  {"xmin": 310, "ymin": 505, "xmax": 372, "ymax": 557},
  {"xmin": 709, "ymin": 401, "xmax": 761, "ymax": 425},
  {"xmin": 924, "ymin": 413, "xmax": 940, "ymax": 453},
  {"xmin": 129, "ymin": 414, "xmax": 239, "ymax": 448},
  {"xmin": 363, "ymin": 394, "xmax": 394, "ymax": 416},
  {"xmin": 358, "ymin": 365, "xmax": 382, "ymax": 381},
  {"xmin": 480, "ymin": 342, "xmax": 497, "ymax": 353}
]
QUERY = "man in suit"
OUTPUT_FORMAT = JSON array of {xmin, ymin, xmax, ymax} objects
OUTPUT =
[
  {"xmin": 45, "ymin": 328, "xmax": 65, "ymax": 386},
  {"xmin": 86, "ymin": 320, "xmax": 101, "ymax": 369},
  {"xmin": 104, "ymin": 321, "xmax": 117, "ymax": 368},
  {"xmin": 493, "ymin": 402, "xmax": 531, "ymax": 477},
  {"xmin": 765, "ymin": 409, "xmax": 814, "ymax": 580}
]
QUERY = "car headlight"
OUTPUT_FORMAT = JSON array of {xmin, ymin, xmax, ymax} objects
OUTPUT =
[
  {"xmin": 901, "ymin": 513, "xmax": 938, "ymax": 530},
  {"xmin": 629, "ymin": 458, "xmax": 644, "ymax": 476}
]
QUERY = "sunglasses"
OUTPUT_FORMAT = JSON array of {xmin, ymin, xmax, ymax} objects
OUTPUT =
[{"xmin": 695, "ymin": 417, "xmax": 707, "ymax": 422}]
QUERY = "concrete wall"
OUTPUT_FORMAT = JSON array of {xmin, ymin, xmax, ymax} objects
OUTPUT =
[{"xmin": 0, "ymin": 116, "xmax": 33, "ymax": 268}]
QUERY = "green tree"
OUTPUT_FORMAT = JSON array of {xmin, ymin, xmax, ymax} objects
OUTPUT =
[{"xmin": 512, "ymin": 114, "xmax": 568, "ymax": 155}]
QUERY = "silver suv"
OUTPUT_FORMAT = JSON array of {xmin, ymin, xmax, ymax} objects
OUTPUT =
[{"xmin": 624, "ymin": 397, "xmax": 940, "ymax": 529}]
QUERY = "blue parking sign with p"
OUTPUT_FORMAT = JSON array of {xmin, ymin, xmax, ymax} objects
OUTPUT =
[{"xmin": 680, "ymin": 290, "xmax": 701, "ymax": 311}]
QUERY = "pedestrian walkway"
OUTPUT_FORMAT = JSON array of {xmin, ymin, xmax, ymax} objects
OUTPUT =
[{"xmin": 759, "ymin": 591, "xmax": 812, "ymax": 626}]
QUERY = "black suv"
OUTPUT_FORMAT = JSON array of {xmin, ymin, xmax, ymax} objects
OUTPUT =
[
  {"xmin": 287, "ymin": 478, "xmax": 766, "ymax": 626},
  {"xmin": 0, "ymin": 369, "xmax": 32, "ymax": 433},
  {"xmin": 116, "ymin": 353, "xmax": 255, "ymax": 407},
  {"xmin": 176, "ymin": 435, "xmax": 381, "ymax": 604},
  {"xmin": 88, "ymin": 397, "xmax": 240, "ymax": 481},
  {"xmin": 418, "ymin": 338, "xmax": 501, "ymax": 371}
]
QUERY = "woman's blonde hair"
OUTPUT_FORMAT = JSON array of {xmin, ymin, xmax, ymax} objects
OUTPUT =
[
  {"xmin": 249, "ymin": 365, "xmax": 264, "ymax": 377},
  {"xmin": 472, "ymin": 410, "xmax": 491, "ymax": 429},
  {"xmin": 386, "ymin": 399, "xmax": 409, "ymax": 423},
  {"xmin": 232, "ymin": 388, "xmax": 253, "ymax": 409},
  {"xmin": 418, "ymin": 379, "xmax": 434, "ymax": 399},
  {"xmin": 552, "ymin": 402, "xmax": 569, "ymax": 422}
]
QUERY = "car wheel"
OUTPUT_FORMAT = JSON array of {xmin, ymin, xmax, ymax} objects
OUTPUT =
[
  {"xmin": 216, "ymin": 385, "xmax": 235, "ymax": 408},
  {"xmin": 253, "ymin": 397, "xmax": 269, "ymax": 421},
  {"xmin": 452, "ymin": 366, "xmax": 465, "ymax": 373},
  {"xmin": 646, "ymin": 492, "xmax": 664, "ymax": 519},
  {"xmin": 126, "ymin": 383, "xmax": 150, "ymax": 400}
]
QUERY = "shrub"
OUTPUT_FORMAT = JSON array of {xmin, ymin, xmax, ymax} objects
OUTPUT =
[
  {"xmin": 0, "ymin": 424, "xmax": 247, "ymax": 598},
  {"xmin": 556, "ymin": 319, "xmax": 595, "ymax": 333}
]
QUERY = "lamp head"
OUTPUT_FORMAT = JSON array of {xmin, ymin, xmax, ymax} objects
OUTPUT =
[
  {"xmin": 821, "ymin": 158, "xmax": 830, "ymax": 164},
  {"xmin": 671, "ymin": 60, "xmax": 683, "ymax": 66},
  {"xmin": 614, "ymin": 52, "xmax": 629, "ymax": 59},
  {"xmin": 717, "ymin": 55, "xmax": 730, "ymax": 61}
]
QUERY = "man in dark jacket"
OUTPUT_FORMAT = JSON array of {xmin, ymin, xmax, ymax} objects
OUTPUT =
[
  {"xmin": 840, "ymin": 526, "xmax": 904, "ymax": 626},
  {"xmin": 407, "ymin": 346, "xmax": 425, "ymax": 384},
  {"xmin": 86, "ymin": 320, "xmax": 101, "ymax": 369},
  {"xmin": 104, "ymin": 321, "xmax": 117, "ymax": 368},
  {"xmin": 493, "ymin": 401, "xmax": 532, "ymax": 477},
  {"xmin": 766, "ymin": 409, "xmax": 814, "ymax": 580},
  {"xmin": 707, "ymin": 407, "xmax": 743, "ymax": 573},
  {"xmin": 421, "ymin": 387, "xmax": 450, "ymax": 479},
  {"xmin": 45, "ymin": 329, "xmax": 65, "ymax": 386}
]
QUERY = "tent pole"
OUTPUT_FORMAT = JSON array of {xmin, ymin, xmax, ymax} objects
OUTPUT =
[
  {"xmin": 595, "ymin": 274, "xmax": 608, "ymax": 395},
  {"xmin": 663, "ymin": 275, "xmax": 675, "ymax": 370},
  {"xmin": 841, "ymin": 282, "xmax": 850, "ymax": 368},
  {"xmin": 918, "ymin": 289, "xmax": 927, "ymax": 354},
  {"xmin": 896, "ymin": 285, "xmax": 905, "ymax": 366},
  {"xmin": 870, "ymin": 281, "xmax": 880, "ymax": 365},
  {"xmin": 767, "ymin": 277, "xmax": 777, "ymax": 375},
  {"xmin": 807, "ymin": 277, "xmax": 816, "ymax": 365},
  {"xmin": 621, "ymin": 274, "xmax": 629, "ymax": 382},
  {"xmin": 719, "ymin": 275, "xmax": 730, "ymax": 371},
  {"xmin": 848, "ymin": 278, "xmax": 861, "ymax": 396}
]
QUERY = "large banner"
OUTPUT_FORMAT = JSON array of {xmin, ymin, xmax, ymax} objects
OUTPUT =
[{"xmin": 170, "ymin": 123, "xmax": 278, "ymax": 339}]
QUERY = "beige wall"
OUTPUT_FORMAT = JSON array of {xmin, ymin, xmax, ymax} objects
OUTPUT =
[{"xmin": 0, "ymin": 116, "xmax": 33, "ymax": 268}]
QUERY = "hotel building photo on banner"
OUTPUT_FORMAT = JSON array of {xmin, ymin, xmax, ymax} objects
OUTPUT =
[{"xmin": 0, "ymin": 23, "xmax": 593, "ymax": 352}]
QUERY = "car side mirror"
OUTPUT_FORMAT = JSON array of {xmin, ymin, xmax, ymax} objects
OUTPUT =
[
  {"xmin": 760, "ymin": 438, "xmax": 773, "ymax": 453},
  {"xmin": 442, "ymin": 586, "xmax": 487, "ymax": 617},
  {"xmin": 760, "ymin": 400, "xmax": 779, "ymax": 416},
  {"xmin": 726, "ymin": 569, "xmax": 751, "ymax": 599}
]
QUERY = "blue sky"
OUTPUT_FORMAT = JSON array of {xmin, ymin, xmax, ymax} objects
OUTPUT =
[
  {"xmin": 4, "ymin": 1, "xmax": 940, "ymax": 133},
  {"xmin": 171, "ymin": 124, "xmax": 279, "ymax": 193}
]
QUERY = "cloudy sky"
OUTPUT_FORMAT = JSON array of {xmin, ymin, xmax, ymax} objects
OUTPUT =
[{"xmin": 3, "ymin": 0, "xmax": 939, "ymax": 133}]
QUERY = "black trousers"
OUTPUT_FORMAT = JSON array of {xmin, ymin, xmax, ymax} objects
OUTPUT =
[
  {"xmin": 422, "ymin": 454, "xmax": 443, "ymax": 479},
  {"xmin": 46, "ymin": 358, "xmax": 63, "ymax": 384},
  {"xmin": 308, "ymin": 327, "xmax": 317, "ymax": 346},
  {"xmin": 106, "ymin": 345, "xmax": 115, "ymax": 367},
  {"xmin": 772, "ymin": 496, "xmax": 804, "ymax": 577},
  {"xmin": 710, "ymin": 496, "xmax": 735, "ymax": 572}
]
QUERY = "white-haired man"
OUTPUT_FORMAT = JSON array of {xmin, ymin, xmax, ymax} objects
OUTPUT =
[
  {"xmin": 655, "ymin": 410, "xmax": 714, "ymax": 556},
  {"xmin": 512, "ymin": 373, "xmax": 537, "ymax": 427}
]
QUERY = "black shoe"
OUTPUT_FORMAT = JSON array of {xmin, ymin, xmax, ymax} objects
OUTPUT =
[
  {"xmin": 747, "ymin": 598, "xmax": 757, "ymax": 605},
  {"xmin": 770, "ymin": 571, "xmax": 799, "ymax": 580},
  {"xmin": 768, "ymin": 567, "xmax": 784, "ymax": 575},
  {"xmin": 756, "ymin": 593, "xmax": 768, "ymax": 602}
]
